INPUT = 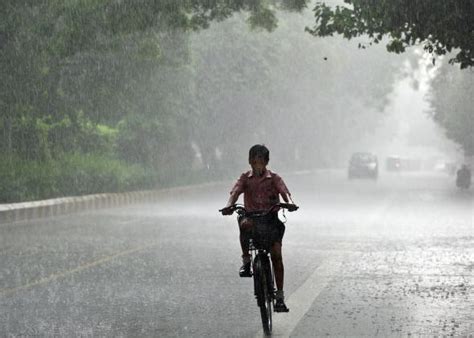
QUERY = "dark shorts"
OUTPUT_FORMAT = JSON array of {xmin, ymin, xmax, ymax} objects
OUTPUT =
[{"xmin": 238, "ymin": 212, "xmax": 286, "ymax": 246}]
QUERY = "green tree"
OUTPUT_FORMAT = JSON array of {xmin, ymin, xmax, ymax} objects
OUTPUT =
[
  {"xmin": 306, "ymin": 0, "xmax": 473, "ymax": 69},
  {"xmin": 429, "ymin": 61, "xmax": 474, "ymax": 156},
  {"xmin": 0, "ymin": 0, "xmax": 310, "ymax": 158}
]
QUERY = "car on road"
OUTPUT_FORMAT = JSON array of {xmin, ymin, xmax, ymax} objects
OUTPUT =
[{"xmin": 348, "ymin": 152, "xmax": 378, "ymax": 179}]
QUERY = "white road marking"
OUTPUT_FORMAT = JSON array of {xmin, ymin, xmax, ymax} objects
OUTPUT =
[
  {"xmin": 255, "ymin": 258, "xmax": 342, "ymax": 338},
  {"xmin": 255, "ymin": 194, "xmax": 394, "ymax": 337}
]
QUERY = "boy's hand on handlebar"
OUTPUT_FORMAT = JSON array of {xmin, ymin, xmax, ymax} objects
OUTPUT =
[
  {"xmin": 282, "ymin": 203, "xmax": 298, "ymax": 212},
  {"xmin": 288, "ymin": 204, "xmax": 298, "ymax": 212},
  {"xmin": 220, "ymin": 206, "xmax": 234, "ymax": 215}
]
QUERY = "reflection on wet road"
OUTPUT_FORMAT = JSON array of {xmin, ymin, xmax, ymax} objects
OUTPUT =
[{"xmin": 1, "ymin": 170, "xmax": 472, "ymax": 336}]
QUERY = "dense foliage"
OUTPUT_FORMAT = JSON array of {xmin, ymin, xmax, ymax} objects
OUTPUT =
[
  {"xmin": 307, "ymin": 0, "xmax": 474, "ymax": 69},
  {"xmin": 1, "ymin": 1, "xmax": 310, "ymax": 202},
  {"xmin": 1, "ymin": 0, "xmax": 408, "ymax": 202},
  {"xmin": 429, "ymin": 61, "xmax": 474, "ymax": 156}
]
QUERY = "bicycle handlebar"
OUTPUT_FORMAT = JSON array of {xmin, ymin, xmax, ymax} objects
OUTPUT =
[{"xmin": 219, "ymin": 202, "xmax": 298, "ymax": 216}]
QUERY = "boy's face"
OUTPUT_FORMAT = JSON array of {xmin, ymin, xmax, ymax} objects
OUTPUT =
[{"xmin": 250, "ymin": 155, "xmax": 268, "ymax": 176}]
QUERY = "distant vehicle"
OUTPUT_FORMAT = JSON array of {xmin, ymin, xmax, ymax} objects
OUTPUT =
[
  {"xmin": 386, "ymin": 156, "xmax": 401, "ymax": 171},
  {"xmin": 348, "ymin": 152, "xmax": 378, "ymax": 179},
  {"xmin": 456, "ymin": 165, "xmax": 471, "ymax": 189}
]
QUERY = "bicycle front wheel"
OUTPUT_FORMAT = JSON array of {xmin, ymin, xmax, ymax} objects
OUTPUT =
[{"xmin": 254, "ymin": 257, "xmax": 272, "ymax": 336}]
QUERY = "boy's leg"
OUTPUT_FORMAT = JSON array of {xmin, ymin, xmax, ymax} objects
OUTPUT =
[
  {"xmin": 271, "ymin": 242, "xmax": 284, "ymax": 291},
  {"xmin": 238, "ymin": 219, "xmax": 252, "ymax": 277},
  {"xmin": 272, "ymin": 218, "xmax": 286, "ymax": 290},
  {"xmin": 240, "ymin": 230, "xmax": 251, "ymax": 262},
  {"xmin": 272, "ymin": 241, "xmax": 289, "ymax": 312}
]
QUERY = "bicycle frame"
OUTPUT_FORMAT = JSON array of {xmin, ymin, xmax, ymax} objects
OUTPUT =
[
  {"xmin": 219, "ymin": 203, "xmax": 298, "ymax": 336},
  {"xmin": 250, "ymin": 240, "xmax": 274, "ymax": 335},
  {"xmin": 240, "ymin": 210, "xmax": 278, "ymax": 336},
  {"xmin": 250, "ymin": 239, "xmax": 276, "ymax": 304}
]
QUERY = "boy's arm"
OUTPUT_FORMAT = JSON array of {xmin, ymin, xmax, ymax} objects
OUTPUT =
[
  {"xmin": 221, "ymin": 190, "xmax": 241, "ymax": 215},
  {"xmin": 274, "ymin": 174, "xmax": 295, "ymax": 204},
  {"xmin": 225, "ymin": 191, "xmax": 240, "ymax": 208},
  {"xmin": 280, "ymin": 192, "xmax": 291, "ymax": 203},
  {"xmin": 220, "ymin": 193, "xmax": 239, "ymax": 215},
  {"xmin": 221, "ymin": 174, "xmax": 245, "ymax": 215}
]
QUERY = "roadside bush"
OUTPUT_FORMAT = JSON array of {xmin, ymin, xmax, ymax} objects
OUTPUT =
[
  {"xmin": 0, "ymin": 155, "xmax": 60, "ymax": 202},
  {"xmin": 56, "ymin": 153, "xmax": 155, "ymax": 196},
  {"xmin": 0, "ymin": 153, "xmax": 158, "ymax": 203}
]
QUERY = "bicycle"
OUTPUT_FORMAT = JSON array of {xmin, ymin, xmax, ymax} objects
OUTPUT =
[{"xmin": 220, "ymin": 203, "xmax": 298, "ymax": 336}]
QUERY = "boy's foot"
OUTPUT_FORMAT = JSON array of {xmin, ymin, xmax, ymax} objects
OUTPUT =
[
  {"xmin": 239, "ymin": 262, "xmax": 252, "ymax": 277},
  {"xmin": 274, "ymin": 299, "xmax": 289, "ymax": 312}
]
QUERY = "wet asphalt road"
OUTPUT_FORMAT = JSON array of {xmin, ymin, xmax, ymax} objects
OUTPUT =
[{"xmin": 0, "ymin": 170, "xmax": 473, "ymax": 336}]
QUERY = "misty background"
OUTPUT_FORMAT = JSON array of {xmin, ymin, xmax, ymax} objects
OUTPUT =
[
  {"xmin": 0, "ymin": 1, "xmax": 470, "ymax": 203},
  {"xmin": 1, "ymin": 2, "xmax": 473, "ymax": 336}
]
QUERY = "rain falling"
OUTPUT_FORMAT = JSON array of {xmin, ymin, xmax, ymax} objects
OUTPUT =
[{"xmin": 1, "ymin": 0, "xmax": 473, "ymax": 336}]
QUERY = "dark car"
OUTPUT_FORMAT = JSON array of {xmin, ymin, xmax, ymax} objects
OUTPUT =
[{"xmin": 348, "ymin": 152, "xmax": 378, "ymax": 179}]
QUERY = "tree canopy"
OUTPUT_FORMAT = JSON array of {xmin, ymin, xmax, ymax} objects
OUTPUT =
[
  {"xmin": 429, "ymin": 60, "xmax": 474, "ymax": 156},
  {"xmin": 306, "ymin": 0, "xmax": 474, "ymax": 69},
  {"xmin": 4, "ymin": 0, "xmax": 466, "ymax": 202}
]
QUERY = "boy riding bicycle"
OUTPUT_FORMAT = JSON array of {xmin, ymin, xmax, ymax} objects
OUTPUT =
[{"xmin": 220, "ymin": 144, "xmax": 296, "ymax": 312}]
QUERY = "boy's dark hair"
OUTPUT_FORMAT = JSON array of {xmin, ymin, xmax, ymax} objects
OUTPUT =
[{"xmin": 249, "ymin": 144, "xmax": 270, "ymax": 162}]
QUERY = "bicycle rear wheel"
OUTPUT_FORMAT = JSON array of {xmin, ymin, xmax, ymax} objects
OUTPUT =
[{"xmin": 254, "ymin": 256, "xmax": 272, "ymax": 336}]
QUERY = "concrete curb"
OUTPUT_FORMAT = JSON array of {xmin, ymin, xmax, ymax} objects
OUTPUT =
[{"xmin": 0, "ymin": 181, "xmax": 226, "ymax": 225}]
